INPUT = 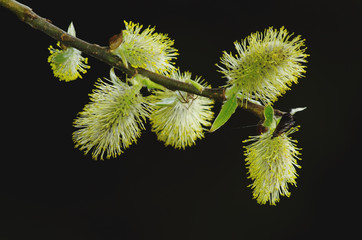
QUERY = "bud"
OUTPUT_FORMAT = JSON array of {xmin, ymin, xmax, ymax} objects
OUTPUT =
[{"xmin": 109, "ymin": 32, "xmax": 123, "ymax": 51}]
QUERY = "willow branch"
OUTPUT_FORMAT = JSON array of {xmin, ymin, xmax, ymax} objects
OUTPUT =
[{"xmin": 1, "ymin": 0, "xmax": 285, "ymax": 120}]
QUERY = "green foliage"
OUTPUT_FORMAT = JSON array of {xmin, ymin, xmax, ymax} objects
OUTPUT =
[
  {"xmin": 263, "ymin": 105, "xmax": 274, "ymax": 128},
  {"xmin": 210, "ymin": 94, "xmax": 238, "ymax": 132},
  {"xmin": 186, "ymin": 79, "xmax": 205, "ymax": 93}
]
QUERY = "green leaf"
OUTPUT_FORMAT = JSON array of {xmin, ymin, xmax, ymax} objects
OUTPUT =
[
  {"xmin": 154, "ymin": 96, "xmax": 177, "ymax": 107},
  {"xmin": 210, "ymin": 95, "xmax": 238, "ymax": 132},
  {"xmin": 225, "ymin": 85, "xmax": 240, "ymax": 99},
  {"xmin": 142, "ymin": 77, "xmax": 165, "ymax": 90},
  {"xmin": 186, "ymin": 79, "xmax": 204, "ymax": 93},
  {"xmin": 134, "ymin": 75, "xmax": 165, "ymax": 90},
  {"xmin": 52, "ymin": 48, "xmax": 73, "ymax": 63},
  {"xmin": 263, "ymin": 105, "xmax": 274, "ymax": 128}
]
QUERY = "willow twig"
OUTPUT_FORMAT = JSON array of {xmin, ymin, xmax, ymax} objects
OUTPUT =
[{"xmin": 0, "ymin": 0, "xmax": 284, "ymax": 120}]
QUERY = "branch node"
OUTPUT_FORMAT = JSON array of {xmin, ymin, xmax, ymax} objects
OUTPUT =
[
  {"xmin": 60, "ymin": 33, "xmax": 68, "ymax": 41},
  {"xmin": 25, "ymin": 9, "xmax": 36, "ymax": 20}
]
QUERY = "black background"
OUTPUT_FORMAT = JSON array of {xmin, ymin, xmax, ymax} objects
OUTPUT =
[{"xmin": 1, "ymin": 0, "xmax": 361, "ymax": 239}]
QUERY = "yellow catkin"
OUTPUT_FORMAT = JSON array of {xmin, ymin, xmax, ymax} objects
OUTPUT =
[{"xmin": 218, "ymin": 27, "xmax": 308, "ymax": 105}]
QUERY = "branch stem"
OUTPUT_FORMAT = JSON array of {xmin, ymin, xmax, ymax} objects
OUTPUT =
[{"xmin": 0, "ymin": 0, "xmax": 283, "ymax": 120}]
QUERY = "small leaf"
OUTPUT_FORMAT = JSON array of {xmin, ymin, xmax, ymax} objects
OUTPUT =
[
  {"xmin": 154, "ymin": 96, "xmax": 177, "ymax": 107},
  {"xmin": 210, "ymin": 95, "xmax": 238, "ymax": 132},
  {"xmin": 132, "ymin": 74, "xmax": 165, "ymax": 90},
  {"xmin": 52, "ymin": 48, "xmax": 73, "ymax": 63},
  {"xmin": 142, "ymin": 77, "xmax": 165, "ymax": 90},
  {"xmin": 225, "ymin": 85, "xmax": 239, "ymax": 99},
  {"xmin": 263, "ymin": 105, "xmax": 274, "ymax": 128},
  {"xmin": 186, "ymin": 79, "xmax": 204, "ymax": 93}
]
